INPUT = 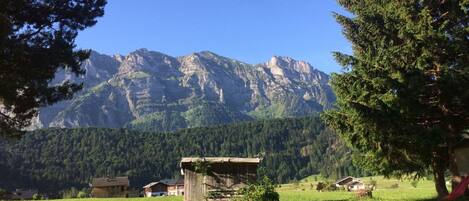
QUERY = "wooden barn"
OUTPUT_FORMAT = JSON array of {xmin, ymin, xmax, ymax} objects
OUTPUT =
[
  {"xmin": 180, "ymin": 157, "xmax": 260, "ymax": 201},
  {"xmin": 90, "ymin": 176, "xmax": 129, "ymax": 198}
]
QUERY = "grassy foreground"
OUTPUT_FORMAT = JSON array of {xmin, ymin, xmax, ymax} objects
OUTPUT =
[{"xmin": 57, "ymin": 176, "xmax": 438, "ymax": 201}]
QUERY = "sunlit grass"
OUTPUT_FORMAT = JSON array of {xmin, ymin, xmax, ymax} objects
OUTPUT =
[{"xmin": 58, "ymin": 176, "xmax": 438, "ymax": 201}]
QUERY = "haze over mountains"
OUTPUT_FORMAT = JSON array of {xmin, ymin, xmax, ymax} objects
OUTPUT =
[{"xmin": 33, "ymin": 49, "xmax": 335, "ymax": 131}]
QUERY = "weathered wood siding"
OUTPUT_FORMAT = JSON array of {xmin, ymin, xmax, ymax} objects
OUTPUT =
[
  {"xmin": 91, "ymin": 186, "xmax": 128, "ymax": 198},
  {"xmin": 183, "ymin": 163, "xmax": 257, "ymax": 201}
]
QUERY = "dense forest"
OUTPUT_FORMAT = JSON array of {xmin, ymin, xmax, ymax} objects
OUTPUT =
[{"xmin": 0, "ymin": 116, "xmax": 365, "ymax": 193}]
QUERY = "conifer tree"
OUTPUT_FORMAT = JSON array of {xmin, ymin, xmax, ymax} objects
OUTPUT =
[
  {"xmin": 0, "ymin": 0, "xmax": 106, "ymax": 134},
  {"xmin": 322, "ymin": 0, "xmax": 469, "ymax": 198}
]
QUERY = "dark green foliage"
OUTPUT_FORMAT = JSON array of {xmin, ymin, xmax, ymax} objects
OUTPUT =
[
  {"xmin": 0, "ymin": 0, "xmax": 106, "ymax": 133},
  {"xmin": 235, "ymin": 176, "xmax": 279, "ymax": 201},
  {"xmin": 0, "ymin": 116, "xmax": 362, "ymax": 193},
  {"xmin": 322, "ymin": 0, "xmax": 469, "ymax": 197}
]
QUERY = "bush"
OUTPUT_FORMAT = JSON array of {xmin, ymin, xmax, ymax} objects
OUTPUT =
[
  {"xmin": 410, "ymin": 180, "xmax": 419, "ymax": 188},
  {"xmin": 62, "ymin": 187, "xmax": 79, "ymax": 198},
  {"xmin": 32, "ymin": 193, "xmax": 42, "ymax": 200},
  {"xmin": 316, "ymin": 182, "xmax": 326, "ymax": 191},
  {"xmin": 368, "ymin": 178, "xmax": 377, "ymax": 188},
  {"xmin": 0, "ymin": 188, "xmax": 7, "ymax": 198},
  {"xmin": 77, "ymin": 191, "xmax": 88, "ymax": 198},
  {"xmin": 235, "ymin": 176, "xmax": 279, "ymax": 201}
]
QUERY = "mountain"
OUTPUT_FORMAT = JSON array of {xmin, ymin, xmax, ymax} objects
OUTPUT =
[{"xmin": 33, "ymin": 49, "xmax": 335, "ymax": 131}]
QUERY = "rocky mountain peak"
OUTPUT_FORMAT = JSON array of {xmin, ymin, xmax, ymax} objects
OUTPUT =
[{"xmin": 35, "ymin": 49, "xmax": 335, "ymax": 132}]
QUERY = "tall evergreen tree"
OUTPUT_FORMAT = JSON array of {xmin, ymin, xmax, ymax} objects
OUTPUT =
[
  {"xmin": 322, "ymin": 0, "xmax": 469, "ymax": 198},
  {"xmin": 0, "ymin": 0, "xmax": 106, "ymax": 134}
]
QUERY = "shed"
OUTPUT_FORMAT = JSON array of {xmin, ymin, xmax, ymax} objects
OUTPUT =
[
  {"xmin": 180, "ymin": 157, "xmax": 261, "ymax": 201},
  {"xmin": 91, "ymin": 176, "xmax": 129, "ymax": 198}
]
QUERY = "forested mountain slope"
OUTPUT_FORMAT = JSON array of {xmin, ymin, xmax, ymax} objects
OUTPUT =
[{"xmin": 0, "ymin": 116, "xmax": 362, "ymax": 192}]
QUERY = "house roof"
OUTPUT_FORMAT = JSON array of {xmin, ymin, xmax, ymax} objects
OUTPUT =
[
  {"xmin": 334, "ymin": 176, "xmax": 354, "ymax": 185},
  {"xmin": 91, "ymin": 177, "xmax": 129, "ymax": 187},
  {"xmin": 143, "ymin": 178, "xmax": 184, "ymax": 188},
  {"xmin": 181, "ymin": 157, "xmax": 261, "ymax": 164},
  {"xmin": 142, "ymin": 182, "xmax": 160, "ymax": 189}
]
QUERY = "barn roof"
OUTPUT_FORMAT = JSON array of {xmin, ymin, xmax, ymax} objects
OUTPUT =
[
  {"xmin": 142, "ymin": 182, "xmax": 161, "ymax": 188},
  {"xmin": 143, "ymin": 178, "xmax": 184, "ymax": 188},
  {"xmin": 334, "ymin": 176, "xmax": 355, "ymax": 185},
  {"xmin": 181, "ymin": 157, "xmax": 261, "ymax": 164},
  {"xmin": 91, "ymin": 176, "xmax": 129, "ymax": 187}
]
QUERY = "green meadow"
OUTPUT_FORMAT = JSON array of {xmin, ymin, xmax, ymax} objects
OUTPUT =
[{"xmin": 57, "ymin": 176, "xmax": 438, "ymax": 201}]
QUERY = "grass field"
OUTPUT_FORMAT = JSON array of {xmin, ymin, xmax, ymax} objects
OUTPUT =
[{"xmin": 56, "ymin": 176, "xmax": 440, "ymax": 201}]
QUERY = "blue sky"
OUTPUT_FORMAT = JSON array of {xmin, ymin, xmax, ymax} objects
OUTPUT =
[{"xmin": 76, "ymin": 0, "xmax": 352, "ymax": 73}]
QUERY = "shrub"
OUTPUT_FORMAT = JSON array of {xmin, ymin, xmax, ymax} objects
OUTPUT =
[
  {"xmin": 316, "ymin": 182, "xmax": 326, "ymax": 191},
  {"xmin": 32, "ymin": 193, "xmax": 42, "ymax": 200},
  {"xmin": 368, "ymin": 178, "xmax": 377, "ymax": 188},
  {"xmin": 0, "ymin": 188, "xmax": 7, "ymax": 198},
  {"xmin": 410, "ymin": 180, "xmax": 419, "ymax": 188},
  {"xmin": 62, "ymin": 187, "xmax": 79, "ymax": 198},
  {"xmin": 235, "ymin": 176, "xmax": 279, "ymax": 201},
  {"xmin": 77, "ymin": 191, "xmax": 88, "ymax": 198}
]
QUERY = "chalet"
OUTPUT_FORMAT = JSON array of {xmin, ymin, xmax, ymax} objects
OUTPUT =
[
  {"xmin": 143, "ymin": 178, "xmax": 184, "ymax": 197},
  {"xmin": 163, "ymin": 178, "xmax": 184, "ymax": 196},
  {"xmin": 143, "ymin": 182, "xmax": 167, "ymax": 197},
  {"xmin": 91, "ymin": 176, "xmax": 129, "ymax": 198},
  {"xmin": 334, "ymin": 176, "xmax": 367, "ymax": 191},
  {"xmin": 347, "ymin": 181, "xmax": 366, "ymax": 191},
  {"xmin": 180, "ymin": 157, "xmax": 260, "ymax": 201},
  {"xmin": 334, "ymin": 176, "xmax": 354, "ymax": 187}
]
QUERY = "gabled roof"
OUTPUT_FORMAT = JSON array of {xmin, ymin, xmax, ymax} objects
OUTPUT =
[
  {"xmin": 334, "ymin": 176, "xmax": 354, "ymax": 185},
  {"xmin": 142, "ymin": 182, "xmax": 160, "ymax": 189},
  {"xmin": 143, "ymin": 178, "xmax": 184, "ymax": 188},
  {"xmin": 181, "ymin": 157, "xmax": 261, "ymax": 164},
  {"xmin": 160, "ymin": 178, "xmax": 184, "ymax": 185},
  {"xmin": 91, "ymin": 177, "xmax": 129, "ymax": 187}
]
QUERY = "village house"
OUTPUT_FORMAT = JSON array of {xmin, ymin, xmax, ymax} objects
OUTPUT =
[
  {"xmin": 334, "ymin": 176, "xmax": 366, "ymax": 191},
  {"xmin": 180, "ymin": 157, "xmax": 260, "ymax": 201},
  {"xmin": 143, "ymin": 178, "xmax": 184, "ymax": 197},
  {"xmin": 90, "ymin": 176, "xmax": 129, "ymax": 198}
]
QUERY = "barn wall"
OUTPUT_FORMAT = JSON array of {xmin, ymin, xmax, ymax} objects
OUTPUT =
[
  {"xmin": 91, "ymin": 186, "xmax": 128, "ymax": 198},
  {"xmin": 183, "ymin": 163, "xmax": 258, "ymax": 201}
]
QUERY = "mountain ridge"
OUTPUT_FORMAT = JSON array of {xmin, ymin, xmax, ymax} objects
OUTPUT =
[{"xmin": 33, "ymin": 49, "xmax": 335, "ymax": 131}]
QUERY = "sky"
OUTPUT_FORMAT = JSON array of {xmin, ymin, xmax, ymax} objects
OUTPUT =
[{"xmin": 76, "ymin": 0, "xmax": 352, "ymax": 73}]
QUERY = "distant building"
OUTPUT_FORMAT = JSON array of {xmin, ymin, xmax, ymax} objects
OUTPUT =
[
  {"xmin": 334, "ymin": 176, "xmax": 366, "ymax": 191},
  {"xmin": 347, "ymin": 181, "xmax": 366, "ymax": 191},
  {"xmin": 334, "ymin": 176, "xmax": 354, "ymax": 187},
  {"xmin": 143, "ymin": 178, "xmax": 184, "ymax": 197},
  {"xmin": 91, "ymin": 176, "xmax": 129, "ymax": 198},
  {"xmin": 180, "ymin": 157, "xmax": 261, "ymax": 201},
  {"xmin": 10, "ymin": 189, "xmax": 38, "ymax": 200},
  {"xmin": 143, "ymin": 182, "xmax": 167, "ymax": 197}
]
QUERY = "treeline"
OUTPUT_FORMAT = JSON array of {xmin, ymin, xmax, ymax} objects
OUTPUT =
[{"xmin": 0, "ymin": 116, "xmax": 366, "ymax": 193}]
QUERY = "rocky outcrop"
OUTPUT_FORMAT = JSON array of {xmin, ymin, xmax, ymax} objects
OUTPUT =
[{"xmin": 34, "ymin": 49, "xmax": 335, "ymax": 131}]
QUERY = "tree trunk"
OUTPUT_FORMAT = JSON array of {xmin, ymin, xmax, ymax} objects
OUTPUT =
[
  {"xmin": 432, "ymin": 153, "xmax": 449, "ymax": 199},
  {"xmin": 448, "ymin": 144, "xmax": 469, "ymax": 197},
  {"xmin": 433, "ymin": 161, "xmax": 449, "ymax": 199}
]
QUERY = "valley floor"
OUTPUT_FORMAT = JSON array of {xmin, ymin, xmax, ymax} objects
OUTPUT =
[{"xmin": 56, "ymin": 176, "xmax": 438, "ymax": 201}]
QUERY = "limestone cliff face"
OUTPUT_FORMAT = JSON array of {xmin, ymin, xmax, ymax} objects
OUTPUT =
[{"xmin": 34, "ymin": 49, "xmax": 335, "ymax": 131}]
